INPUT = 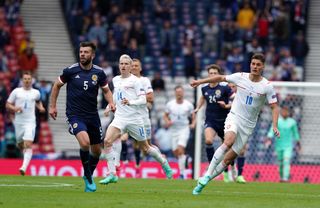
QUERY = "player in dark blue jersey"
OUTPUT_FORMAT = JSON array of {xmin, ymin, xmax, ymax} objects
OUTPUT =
[
  {"xmin": 194, "ymin": 64, "xmax": 236, "ymax": 182},
  {"xmin": 49, "ymin": 42, "xmax": 115, "ymax": 192}
]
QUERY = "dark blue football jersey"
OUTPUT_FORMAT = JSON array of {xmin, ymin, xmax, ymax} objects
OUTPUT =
[
  {"xmin": 59, "ymin": 63, "xmax": 108, "ymax": 117},
  {"xmin": 201, "ymin": 82, "xmax": 232, "ymax": 123}
]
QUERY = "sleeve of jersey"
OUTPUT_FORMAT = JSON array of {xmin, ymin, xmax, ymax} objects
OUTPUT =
[
  {"xmin": 145, "ymin": 79, "xmax": 154, "ymax": 93},
  {"xmin": 59, "ymin": 67, "xmax": 70, "ymax": 84},
  {"xmin": 99, "ymin": 71, "xmax": 108, "ymax": 88},
  {"xmin": 225, "ymin": 73, "xmax": 241, "ymax": 84},
  {"xmin": 36, "ymin": 90, "xmax": 41, "ymax": 101},
  {"xmin": 7, "ymin": 89, "xmax": 16, "ymax": 103},
  {"xmin": 266, "ymin": 83, "xmax": 278, "ymax": 104},
  {"xmin": 129, "ymin": 81, "xmax": 146, "ymax": 106}
]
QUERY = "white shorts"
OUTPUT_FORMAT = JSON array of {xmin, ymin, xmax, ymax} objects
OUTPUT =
[
  {"xmin": 110, "ymin": 117, "xmax": 147, "ymax": 141},
  {"xmin": 169, "ymin": 126, "xmax": 190, "ymax": 151},
  {"xmin": 224, "ymin": 113, "xmax": 254, "ymax": 155},
  {"xmin": 14, "ymin": 122, "xmax": 36, "ymax": 143},
  {"xmin": 142, "ymin": 116, "xmax": 151, "ymax": 139}
]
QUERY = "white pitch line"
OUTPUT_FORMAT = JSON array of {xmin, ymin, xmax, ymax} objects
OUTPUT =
[
  {"xmin": 0, "ymin": 183, "xmax": 74, "ymax": 187},
  {"xmin": 211, "ymin": 190, "xmax": 320, "ymax": 198}
]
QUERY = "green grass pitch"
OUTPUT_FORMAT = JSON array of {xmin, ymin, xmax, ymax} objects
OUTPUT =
[{"xmin": 0, "ymin": 176, "xmax": 319, "ymax": 208}]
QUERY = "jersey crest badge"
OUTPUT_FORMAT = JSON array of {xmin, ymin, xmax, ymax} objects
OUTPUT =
[
  {"xmin": 73, "ymin": 123, "xmax": 78, "ymax": 128},
  {"xmin": 91, "ymin": 74, "xmax": 98, "ymax": 85},
  {"xmin": 215, "ymin": 90, "xmax": 221, "ymax": 98}
]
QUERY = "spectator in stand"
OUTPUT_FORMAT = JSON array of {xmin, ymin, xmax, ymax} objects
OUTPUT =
[
  {"xmin": 291, "ymin": 0, "xmax": 307, "ymax": 34},
  {"xmin": 160, "ymin": 20, "xmax": 175, "ymax": 58},
  {"xmin": 291, "ymin": 31, "xmax": 309, "ymax": 66},
  {"xmin": 151, "ymin": 71, "xmax": 165, "ymax": 92},
  {"xmin": 265, "ymin": 43, "xmax": 280, "ymax": 67},
  {"xmin": 105, "ymin": 38, "xmax": 121, "ymax": 73},
  {"xmin": 126, "ymin": 38, "xmax": 140, "ymax": 59},
  {"xmin": 226, "ymin": 45, "xmax": 244, "ymax": 73},
  {"xmin": 0, "ymin": 49, "xmax": 8, "ymax": 73},
  {"xmin": 19, "ymin": 31, "xmax": 35, "ymax": 55},
  {"xmin": 154, "ymin": 0, "xmax": 171, "ymax": 22},
  {"xmin": 246, "ymin": 38, "xmax": 263, "ymax": 68},
  {"xmin": 202, "ymin": 15, "xmax": 219, "ymax": 55},
  {"xmin": 0, "ymin": 18, "xmax": 10, "ymax": 50},
  {"xmin": 129, "ymin": 20, "xmax": 146, "ymax": 58},
  {"xmin": 279, "ymin": 48, "xmax": 296, "ymax": 81},
  {"xmin": 18, "ymin": 45, "xmax": 38, "ymax": 76},
  {"xmin": 87, "ymin": 14, "xmax": 107, "ymax": 51},
  {"xmin": 273, "ymin": 5, "xmax": 290, "ymax": 48},
  {"xmin": 183, "ymin": 39, "xmax": 198, "ymax": 79},
  {"xmin": 237, "ymin": 1, "xmax": 255, "ymax": 32},
  {"xmin": 221, "ymin": 19, "xmax": 239, "ymax": 58},
  {"xmin": 4, "ymin": 0, "xmax": 20, "ymax": 26},
  {"xmin": 255, "ymin": 9, "xmax": 273, "ymax": 48},
  {"xmin": 107, "ymin": 4, "xmax": 120, "ymax": 26},
  {"xmin": 0, "ymin": 73, "xmax": 8, "ymax": 115}
]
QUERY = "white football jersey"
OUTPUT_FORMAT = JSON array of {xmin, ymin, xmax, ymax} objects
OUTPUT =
[
  {"xmin": 112, "ymin": 74, "xmax": 146, "ymax": 119},
  {"xmin": 7, "ymin": 87, "xmax": 40, "ymax": 124},
  {"xmin": 137, "ymin": 76, "xmax": 153, "ymax": 118},
  {"xmin": 165, "ymin": 99, "xmax": 194, "ymax": 130},
  {"xmin": 226, "ymin": 72, "xmax": 277, "ymax": 128}
]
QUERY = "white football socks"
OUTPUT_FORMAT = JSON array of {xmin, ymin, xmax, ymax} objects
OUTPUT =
[
  {"xmin": 205, "ymin": 143, "xmax": 228, "ymax": 177},
  {"xmin": 21, "ymin": 148, "xmax": 33, "ymax": 171},
  {"xmin": 178, "ymin": 154, "xmax": 186, "ymax": 176},
  {"xmin": 147, "ymin": 146, "xmax": 165, "ymax": 164},
  {"xmin": 105, "ymin": 146, "xmax": 116, "ymax": 175},
  {"xmin": 113, "ymin": 138, "xmax": 122, "ymax": 167}
]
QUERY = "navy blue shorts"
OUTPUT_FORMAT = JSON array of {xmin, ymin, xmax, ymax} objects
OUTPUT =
[
  {"xmin": 204, "ymin": 120, "xmax": 225, "ymax": 140},
  {"xmin": 66, "ymin": 114, "xmax": 103, "ymax": 145}
]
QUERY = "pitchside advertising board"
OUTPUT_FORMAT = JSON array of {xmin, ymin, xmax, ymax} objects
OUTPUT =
[{"xmin": 0, "ymin": 159, "xmax": 319, "ymax": 183}]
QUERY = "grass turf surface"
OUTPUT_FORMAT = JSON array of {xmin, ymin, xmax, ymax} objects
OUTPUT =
[{"xmin": 0, "ymin": 176, "xmax": 319, "ymax": 208}]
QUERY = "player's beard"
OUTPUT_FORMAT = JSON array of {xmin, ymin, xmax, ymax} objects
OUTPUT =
[{"xmin": 80, "ymin": 58, "xmax": 91, "ymax": 66}]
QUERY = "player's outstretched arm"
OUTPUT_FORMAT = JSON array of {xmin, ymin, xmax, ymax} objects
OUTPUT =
[
  {"xmin": 190, "ymin": 75, "xmax": 226, "ymax": 88},
  {"xmin": 270, "ymin": 103, "xmax": 280, "ymax": 137},
  {"xmin": 36, "ymin": 101, "xmax": 46, "ymax": 113},
  {"xmin": 49, "ymin": 79, "xmax": 64, "ymax": 120},
  {"xmin": 6, "ymin": 101, "xmax": 22, "ymax": 113},
  {"xmin": 102, "ymin": 86, "xmax": 115, "ymax": 111},
  {"xmin": 194, "ymin": 95, "xmax": 205, "ymax": 113}
]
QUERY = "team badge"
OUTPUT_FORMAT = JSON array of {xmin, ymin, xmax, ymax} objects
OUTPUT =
[
  {"xmin": 91, "ymin": 74, "xmax": 98, "ymax": 85},
  {"xmin": 215, "ymin": 90, "xmax": 221, "ymax": 98},
  {"xmin": 73, "ymin": 123, "xmax": 78, "ymax": 129}
]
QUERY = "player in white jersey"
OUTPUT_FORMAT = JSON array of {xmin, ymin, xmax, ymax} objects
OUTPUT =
[
  {"xmin": 6, "ymin": 72, "xmax": 45, "ymax": 175},
  {"xmin": 164, "ymin": 85, "xmax": 196, "ymax": 179},
  {"xmin": 111, "ymin": 58, "xmax": 157, "ymax": 177},
  {"xmin": 190, "ymin": 53, "xmax": 280, "ymax": 195},
  {"xmin": 99, "ymin": 55, "xmax": 172, "ymax": 185}
]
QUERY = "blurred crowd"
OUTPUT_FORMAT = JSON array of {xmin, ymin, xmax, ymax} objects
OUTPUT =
[
  {"xmin": 0, "ymin": 0, "xmax": 53, "ymax": 157},
  {"xmin": 63, "ymin": 0, "xmax": 309, "ymax": 82}
]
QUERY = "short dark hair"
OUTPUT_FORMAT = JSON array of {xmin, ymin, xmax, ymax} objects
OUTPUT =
[
  {"xmin": 174, "ymin": 85, "xmax": 183, "ymax": 91},
  {"xmin": 22, "ymin": 71, "xmax": 32, "ymax": 78},
  {"xmin": 79, "ymin": 41, "xmax": 96, "ymax": 53},
  {"xmin": 132, "ymin": 58, "xmax": 141, "ymax": 65},
  {"xmin": 206, "ymin": 64, "xmax": 222, "ymax": 74},
  {"xmin": 251, "ymin": 53, "xmax": 265, "ymax": 63}
]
